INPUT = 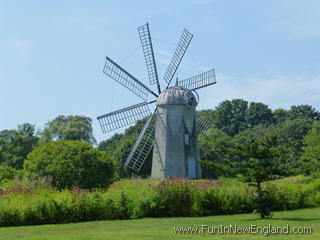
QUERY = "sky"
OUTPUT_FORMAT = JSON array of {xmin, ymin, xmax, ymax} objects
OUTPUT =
[{"xmin": 1, "ymin": 0, "xmax": 320, "ymax": 143}]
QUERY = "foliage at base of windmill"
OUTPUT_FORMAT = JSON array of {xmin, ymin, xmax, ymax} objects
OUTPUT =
[{"xmin": 0, "ymin": 177, "xmax": 319, "ymax": 226}]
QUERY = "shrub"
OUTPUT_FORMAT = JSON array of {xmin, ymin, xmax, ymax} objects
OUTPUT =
[
  {"xmin": 153, "ymin": 179, "xmax": 198, "ymax": 217},
  {"xmin": 0, "ymin": 166, "xmax": 17, "ymax": 182},
  {"xmin": 263, "ymin": 179, "xmax": 320, "ymax": 210},
  {"xmin": 198, "ymin": 185, "xmax": 255, "ymax": 215},
  {"xmin": 0, "ymin": 177, "xmax": 319, "ymax": 227},
  {"xmin": 24, "ymin": 140, "xmax": 115, "ymax": 189},
  {"xmin": 221, "ymin": 186, "xmax": 256, "ymax": 214},
  {"xmin": 197, "ymin": 187, "xmax": 224, "ymax": 215}
]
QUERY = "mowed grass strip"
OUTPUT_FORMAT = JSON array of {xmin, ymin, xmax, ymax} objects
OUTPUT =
[{"xmin": 1, "ymin": 207, "xmax": 319, "ymax": 240}]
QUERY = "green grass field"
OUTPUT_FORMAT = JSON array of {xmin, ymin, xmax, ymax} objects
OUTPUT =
[{"xmin": 1, "ymin": 207, "xmax": 319, "ymax": 240}]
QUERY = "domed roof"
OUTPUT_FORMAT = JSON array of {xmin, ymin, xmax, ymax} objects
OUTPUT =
[{"xmin": 157, "ymin": 86, "xmax": 198, "ymax": 106}]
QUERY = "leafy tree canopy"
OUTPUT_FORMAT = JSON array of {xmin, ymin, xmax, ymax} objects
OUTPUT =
[
  {"xmin": 198, "ymin": 128, "xmax": 233, "ymax": 178},
  {"xmin": 246, "ymin": 102, "xmax": 273, "ymax": 127},
  {"xmin": 300, "ymin": 121, "xmax": 320, "ymax": 175},
  {"xmin": 232, "ymin": 134, "xmax": 292, "ymax": 183},
  {"xmin": 275, "ymin": 118, "xmax": 313, "ymax": 152},
  {"xmin": 213, "ymin": 99, "xmax": 249, "ymax": 136},
  {"xmin": 0, "ymin": 123, "xmax": 39, "ymax": 169},
  {"xmin": 232, "ymin": 118, "xmax": 313, "ymax": 174},
  {"xmin": 288, "ymin": 105, "xmax": 320, "ymax": 120},
  {"xmin": 212, "ymin": 100, "xmax": 273, "ymax": 136},
  {"xmin": 273, "ymin": 108, "xmax": 288, "ymax": 124},
  {"xmin": 40, "ymin": 115, "xmax": 96, "ymax": 144}
]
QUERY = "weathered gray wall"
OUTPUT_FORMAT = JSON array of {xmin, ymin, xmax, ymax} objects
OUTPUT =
[{"xmin": 151, "ymin": 104, "xmax": 201, "ymax": 178}]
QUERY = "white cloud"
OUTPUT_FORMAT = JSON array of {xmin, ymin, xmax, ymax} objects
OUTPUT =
[{"xmin": 200, "ymin": 72, "xmax": 320, "ymax": 110}]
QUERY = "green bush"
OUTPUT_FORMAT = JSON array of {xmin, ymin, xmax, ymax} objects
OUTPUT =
[
  {"xmin": 0, "ymin": 177, "xmax": 319, "ymax": 227},
  {"xmin": 263, "ymin": 179, "xmax": 320, "ymax": 210},
  {"xmin": 198, "ymin": 185, "xmax": 255, "ymax": 215},
  {"xmin": 24, "ymin": 140, "xmax": 115, "ymax": 189},
  {"xmin": 152, "ymin": 179, "xmax": 196, "ymax": 217},
  {"xmin": 0, "ymin": 166, "xmax": 17, "ymax": 182}
]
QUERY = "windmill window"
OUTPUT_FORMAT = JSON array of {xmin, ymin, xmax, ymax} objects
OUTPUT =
[{"xmin": 187, "ymin": 97, "xmax": 194, "ymax": 106}]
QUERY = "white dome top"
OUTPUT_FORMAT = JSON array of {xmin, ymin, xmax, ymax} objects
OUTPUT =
[{"xmin": 157, "ymin": 86, "xmax": 198, "ymax": 106}]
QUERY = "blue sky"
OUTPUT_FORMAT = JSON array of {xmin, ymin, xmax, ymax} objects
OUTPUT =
[{"xmin": 1, "ymin": 0, "xmax": 319, "ymax": 142}]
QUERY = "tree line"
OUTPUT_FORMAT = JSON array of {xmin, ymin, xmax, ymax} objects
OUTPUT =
[{"xmin": 0, "ymin": 99, "xmax": 319, "ymax": 186}]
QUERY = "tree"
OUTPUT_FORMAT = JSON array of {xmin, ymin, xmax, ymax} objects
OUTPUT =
[
  {"xmin": 24, "ymin": 140, "xmax": 115, "ymax": 189},
  {"xmin": 300, "ymin": 121, "xmax": 320, "ymax": 175},
  {"xmin": 202, "ymin": 123, "xmax": 293, "ymax": 218},
  {"xmin": 275, "ymin": 118, "xmax": 313, "ymax": 172},
  {"xmin": 98, "ymin": 133, "xmax": 124, "ymax": 153},
  {"xmin": 232, "ymin": 119, "xmax": 312, "ymax": 175},
  {"xmin": 198, "ymin": 128, "xmax": 233, "ymax": 178},
  {"xmin": 272, "ymin": 105, "xmax": 319, "ymax": 124},
  {"xmin": 231, "ymin": 133, "xmax": 292, "ymax": 218},
  {"xmin": 213, "ymin": 99, "xmax": 249, "ymax": 136},
  {"xmin": 40, "ymin": 115, "xmax": 96, "ymax": 144},
  {"xmin": 0, "ymin": 129, "xmax": 16, "ymax": 141},
  {"xmin": 273, "ymin": 108, "xmax": 288, "ymax": 124},
  {"xmin": 0, "ymin": 123, "xmax": 39, "ymax": 169},
  {"xmin": 288, "ymin": 105, "xmax": 320, "ymax": 120},
  {"xmin": 246, "ymin": 102, "xmax": 273, "ymax": 127}
]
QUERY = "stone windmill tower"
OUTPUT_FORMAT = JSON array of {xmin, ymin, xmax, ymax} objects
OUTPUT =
[{"xmin": 97, "ymin": 23, "xmax": 216, "ymax": 178}]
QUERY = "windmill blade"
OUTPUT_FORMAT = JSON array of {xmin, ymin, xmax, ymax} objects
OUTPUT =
[
  {"xmin": 124, "ymin": 109, "xmax": 157, "ymax": 172},
  {"xmin": 103, "ymin": 57, "xmax": 158, "ymax": 101},
  {"xmin": 138, "ymin": 23, "xmax": 161, "ymax": 94},
  {"xmin": 178, "ymin": 69, "xmax": 216, "ymax": 91},
  {"xmin": 164, "ymin": 29, "xmax": 193, "ymax": 87},
  {"xmin": 97, "ymin": 101, "xmax": 155, "ymax": 133},
  {"xmin": 196, "ymin": 111, "xmax": 214, "ymax": 135}
]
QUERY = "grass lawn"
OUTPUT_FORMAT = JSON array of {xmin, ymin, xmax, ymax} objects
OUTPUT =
[{"xmin": 1, "ymin": 207, "xmax": 319, "ymax": 240}]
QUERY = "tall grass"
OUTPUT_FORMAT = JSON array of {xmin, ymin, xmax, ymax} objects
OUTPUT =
[{"xmin": 0, "ymin": 176, "xmax": 319, "ymax": 227}]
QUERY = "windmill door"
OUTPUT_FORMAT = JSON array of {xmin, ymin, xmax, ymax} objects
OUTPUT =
[{"xmin": 188, "ymin": 157, "xmax": 196, "ymax": 178}]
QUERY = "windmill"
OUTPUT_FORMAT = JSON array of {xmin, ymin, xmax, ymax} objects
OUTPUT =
[{"xmin": 97, "ymin": 23, "xmax": 216, "ymax": 178}]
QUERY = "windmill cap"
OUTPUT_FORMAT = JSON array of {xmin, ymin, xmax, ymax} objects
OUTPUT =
[{"xmin": 157, "ymin": 86, "xmax": 198, "ymax": 106}]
